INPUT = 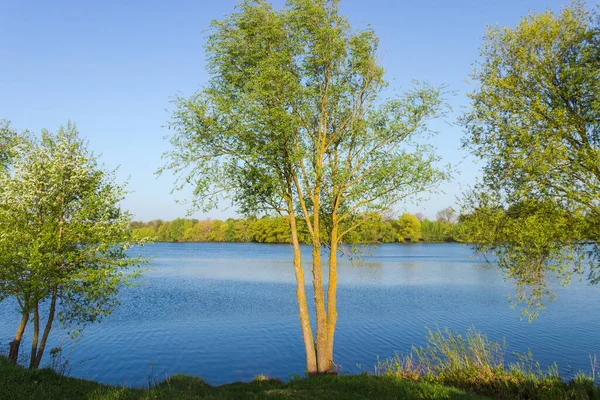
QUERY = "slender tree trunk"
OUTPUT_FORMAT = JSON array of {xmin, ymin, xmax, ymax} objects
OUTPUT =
[
  {"xmin": 31, "ymin": 286, "xmax": 57, "ymax": 369},
  {"xmin": 29, "ymin": 301, "xmax": 40, "ymax": 369},
  {"xmin": 311, "ymin": 213, "xmax": 330, "ymax": 373},
  {"xmin": 325, "ymin": 223, "xmax": 339, "ymax": 371},
  {"xmin": 8, "ymin": 311, "xmax": 29, "ymax": 363},
  {"xmin": 289, "ymin": 209, "xmax": 318, "ymax": 374}
]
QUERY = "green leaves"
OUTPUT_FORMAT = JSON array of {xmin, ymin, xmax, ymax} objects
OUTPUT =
[
  {"xmin": 0, "ymin": 122, "xmax": 146, "ymax": 330},
  {"xmin": 461, "ymin": 2, "xmax": 600, "ymax": 319},
  {"xmin": 397, "ymin": 213, "xmax": 421, "ymax": 243},
  {"xmin": 462, "ymin": 2, "xmax": 599, "ymax": 207},
  {"xmin": 0, "ymin": 120, "xmax": 20, "ymax": 174},
  {"xmin": 460, "ymin": 197, "xmax": 588, "ymax": 320},
  {"xmin": 164, "ymin": 1, "xmax": 450, "ymax": 228}
]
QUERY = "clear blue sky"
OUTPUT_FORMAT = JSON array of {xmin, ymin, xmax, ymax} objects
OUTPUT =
[{"xmin": 0, "ymin": 0, "xmax": 577, "ymax": 221}]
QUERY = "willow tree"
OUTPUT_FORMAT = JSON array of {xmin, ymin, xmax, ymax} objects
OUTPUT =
[
  {"xmin": 164, "ymin": 0, "xmax": 449, "ymax": 374},
  {"xmin": 0, "ymin": 123, "xmax": 144, "ymax": 367},
  {"xmin": 460, "ymin": 2, "xmax": 599, "ymax": 317}
]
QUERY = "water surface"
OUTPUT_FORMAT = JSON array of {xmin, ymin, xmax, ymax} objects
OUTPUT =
[{"xmin": 1, "ymin": 242, "xmax": 598, "ymax": 386}]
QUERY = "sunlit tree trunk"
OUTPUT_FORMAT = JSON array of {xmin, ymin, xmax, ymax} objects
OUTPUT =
[
  {"xmin": 8, "ymin": 311, "xmax": 28, "ymax": 363},
  {"xmin": 31, "ymin": 286, "xmax": 57, "ymax": 369},
  {"xmin": 312, "ymin": 243, "xmax": 329, "ymax": 373},
  {"xmin": 325, "ymin": 221, "xmax": 339, "ymax": 371},
  {"xmin": 310, "ymin": 198, "xmax": 329, "ymax": 373},
  {"xmin": 288, "ymin": 207, "xmax": 318, "ymax": 374}
]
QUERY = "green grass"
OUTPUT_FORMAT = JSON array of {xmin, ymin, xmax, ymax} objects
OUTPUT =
[
  {"xmin": 3, "ymin": 327, "xmax": 599, "ymax": 399},
  {"xmin": 375, "ymin": 327, "xmax": 599, "ymax": 400},
  {"xmin": 0, "ymin": 356, "xmax": 487, "ymax": 400}
]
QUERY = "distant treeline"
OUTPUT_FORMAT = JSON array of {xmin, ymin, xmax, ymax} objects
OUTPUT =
[{"xmin": 130, "ymin": 208, "xmax": 464, "ymax": 244}]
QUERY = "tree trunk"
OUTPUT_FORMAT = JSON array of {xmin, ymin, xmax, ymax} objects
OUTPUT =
[
  {"xmin": 311, "ymin": 238, "xmax": 329, "ymax": 371},
  {"xmin": 29, "ymin": 301, "xmax": 40, "ymax": 369},
  {"xmin": 8, "ymin": 311, "xmax": 29, "ymax": 363},
  {"xmin": 325, "ymin": 223, "xmax": 339, "ymax": 371},
  {"xmin": 31, "ymin": 286, "xmax": 57, "ymax": 369},
  {"xmin": 289, "ymin": 210, "xmax": 318, "ymax": 374}
]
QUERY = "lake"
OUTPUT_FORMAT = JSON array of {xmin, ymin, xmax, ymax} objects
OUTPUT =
[{"xmin": 1, "ymin": 242, "xmax": 599, "ymax": 386}]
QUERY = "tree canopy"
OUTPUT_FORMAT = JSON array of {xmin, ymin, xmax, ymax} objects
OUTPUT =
[
  {"xmin": 0, "ymin": 123, "xmax": 145, "ymax": 367},
  {"xmin": 397, "ymin": 213, "xmax": 421, "ymax": 243},
  {"xmin": 460, "ymin": 2, "xmax": 600, "ymax": 318}
]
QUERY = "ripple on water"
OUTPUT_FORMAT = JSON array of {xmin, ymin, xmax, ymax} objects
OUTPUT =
[{"xmin": 0, "ymin": 243, "xmax": 598, "ymax": 386}]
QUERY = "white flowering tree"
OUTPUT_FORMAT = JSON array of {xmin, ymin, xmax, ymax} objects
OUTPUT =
[{"xmin": 0, "ymin": 122, "xmax": 145, "ymax": 368}]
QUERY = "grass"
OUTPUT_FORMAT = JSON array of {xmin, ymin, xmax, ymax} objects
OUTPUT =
[
  {"xmin": 0, "ymin": 355, "xmax": 487, "ymax": 400},
  {"xmin": 2, "ymin": 327, "xmax": 598, "ymax": 399},
  {"xmin": 375, "ymin": 327, "xmax": 599, "ymax": 400}
]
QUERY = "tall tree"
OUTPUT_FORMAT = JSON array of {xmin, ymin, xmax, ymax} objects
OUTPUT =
[
  {"xmin": 460, "ymin": 2, "xmax": 599, "ymax": 317},
  {"xmin": 163, "ymin": 0, "xmax": 449, "ymax": 373},
  {"xmin": 0, "ymin": 123, "xmax": 145, "ymax": 367}
]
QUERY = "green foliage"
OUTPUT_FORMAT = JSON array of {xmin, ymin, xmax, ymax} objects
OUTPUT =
[
  {"xmin": 250, "ymin": 216, "xmax": 292, "ymax": 243},
  {"xmin": 460, "ymin": 2, "xmax": 600, "ymax": 316},
  {"xmin": 130, "ymin": 210, "xmax": 464, "ymax": 244},
  {"xmin": 459, "ymin": 199, "xmax": 588, "ymax": 319},
  {"xmin": 133, "ymin": 216, "xmax": 295, "ymax": 244},
  {"xmin": 421, "ymin": 219, "xmax": 456, "ymax": 243},
  {"xmin": 344, "ymin": 214, "xmax": 394, "ymax": 244},
  {"xmin": 376, "ymin": 327, "xmax": 599, "ymax": 400},
  {"xmin": 398, "ymin": 213, "xmax": 421, "ymax": 243},
  {"xmin": 162, "ymin": 0, "xmax": 450, "ymax": 242},
  {"xmin": 0, "ymin": 355, "xmax": 488, "ymax": 399},
  {"xmin": 462, "ymin": 2, "xmax": 599, "ymax": 207},
  {"xmin": 0, "ymin": 120, "xmax": 19, "ymax": 173},
  {"xmin": 0, "ymin": 122, "xmax": 146, "ymax": 364}
]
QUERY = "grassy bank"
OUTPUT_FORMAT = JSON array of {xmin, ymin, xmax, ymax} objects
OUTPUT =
[
  {"xmin": 0, "ymin": 356, "xmax": 486, "ymax": 400},
  {"xmin": 375, "ymin": 328, "xmax": 599, "ymax": 400},
  {"xmin": 2, "ymin": 354, "xmax": 599, "ymax": 399},
  {"xmin": 2, "ymin": 327, "xmax": 598, "ymax": 399}
]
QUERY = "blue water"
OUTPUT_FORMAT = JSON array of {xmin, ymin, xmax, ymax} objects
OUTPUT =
[{"xmin": 1, "ymin": 242, "xmax": 599, "ymax": 386}]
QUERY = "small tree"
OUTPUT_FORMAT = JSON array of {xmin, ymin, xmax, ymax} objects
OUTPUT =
[
  {"xmin": 164, "ymin": 0, "xmax": 449, "ymax": 373},
  {"xmin": 397, "ymin": 213, "xmax": 421, "ymax": 242},
  {"xmin": 0, "ymin": 123, "xmax": 145, "ymax": 367}
]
